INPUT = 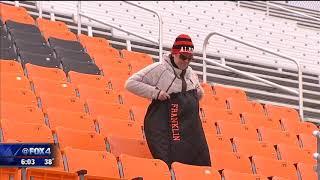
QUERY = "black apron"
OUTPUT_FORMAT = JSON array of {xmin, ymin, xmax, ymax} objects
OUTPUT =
[{"xmin": 144, "ymin": 89, "xmax": 211, "ymax": 167}]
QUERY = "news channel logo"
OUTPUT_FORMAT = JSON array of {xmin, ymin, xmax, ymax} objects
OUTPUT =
[{"xmin": 21, "ymin": 147, "xmax": 51, "ymax": 156}]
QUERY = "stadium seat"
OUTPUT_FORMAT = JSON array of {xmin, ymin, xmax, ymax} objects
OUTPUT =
[
  {"xmin": 1, "ymin": 13, "xmax": 35, "ymax": 25},
  {"xmin": 241, "ymin": 112, "xmax": 281, "ymax": 130},
  {"xmin": 251, "ymin": 156, "xmax": 298, "ymax": 180},
  {"xmin": 0, "ymin": 60, "xmax": 23, "ymax": 75},
  {"xmin": 54, "ymin": 47, "xmax": 92, "ymax": 62},
  {"xmin": 108, "ymin": 77, "xmax": 127, "ymax": 91},
  {"xmin": 200, "ymin": 83, "xmax": 213, "ymax": 94},
  {"xmin": 0, "ymin": 103, "xmax": 45, "ymax": 124},
  {"xmin": 39, "ymin": 94, "xmax": 86, "ymax": 113},
  {"xmin": 130, "ymin": 106, "xmax": 148, "ymax": 124},
  {"xmin": 96, "ymin": 118, "xmax": 143, "ymax": 139},
  {"xmin": 9, "ymin": 29, "xmax": 46, "ymax": 44},
  {"xmin": 209, "ymin": 150, "xmax": 252, "ymax": 174},
  {"xmin": 6, "ymin": 20, "xmax": 41, "ymax": 34},
  {"xmin": 42, "ymin": 29, "xmax": 78, "ymax": 41},
  {"xmin": 68, "ymin": 71, "xmax": 109, "ymax": 89},
  {"xmin": 172, "ymin": 162, "xmax": 220, "ymax": 180},
  {"xmin": 296, "ymin": 163, "xmax": 317, "ymax": 180},
  {"xmin": 227, "ymin": 99, "xmax": 265, "ymax": 115},
  {"xmin": 215, "ymin": 121, "xmax": 258, "ymax": 140},
  {"xmin": 62, "ymin": 147, "xmax": 120, "ymax": 179},
  {"xmin": 0, "ymin": 88, "xmax": 37, "ymax": 106},
  {"xmin": 86, "ymin": 100, "xmax": 132, "ymax": 121},
  {"xmin": 77, "ymin": 86, "xmax": 121, "ymax": 104},
  {"xmin": 25, "ymin": 63, "xmax": 67, "ymax": 81},
  {"xmin": 0, "ymin": 45, "xmax": 17, "ymax": 60},
  {"xmin": 0, "ymin": 168, "xmax": 19, "ymax": 180},
  {"xmin": 119, "ymin": 154, "xmax": 171, "ymax": 180},
  {"xmin": 107, "ymin": 136, "xmax": 152, "ymax": 158},
  {"xmin": 200, "ymin": 95, "xmax": 227, "ymax": 109},
  {"xmin": 213, "ymin": 85, "xmax": 247, "ymax": 101},
  {"xmin": 276, "ymin": 144, "xmax": 315, "ymax": 165},
  {"xmin": 0, "ymin": 73, "xmax": 31, "ymax": 89},
  {"xmin": 36, "ymin": 18, "xmax": 69, "ymax": 32},
  {"xmin": 62, "ymin": 60, "xmax": 101, "ymax": 74},
  {"xmin": 14, "ymin": 40, "xmax": 54, "ymax": 56},
  {"xmin": 222, "ymin": 169, "xmax": 268, "ymax": 180},
  {"xmin": 297, "ymin": 133, "xmax": 316, "ymax": 152},
  {"xmin": 46, "ymin": 108, "xmax": 96, "ymax": 131},
  {"xmin": 121, "ymin": 90, "xmax": 151, "ymax": 107},
  {"xmin": 0, "ymin": 119, "xmax": 54, "ymax": 143},
  {"xmin": 19, "ymin": 51, "xmax": 60, "ymax": 68},
  {"xmin": 205, "ymin": 134, "xmax": 234, "ymax": 152},
  {"xmin": 280, "ymin": 118, "xmax": 318, "ymax": 135},
  {"xmin": 121, "ymin": 49, "xmax": 153, "ymax": 66},
  {"xmin": 25, "ymin": 168, "xmax": 78, "ymax": 180},
  {"xmin": 232, "ymin": 137, "xmax": 278, "ymax": 159},
  {"xmin": 49, "ymin": 37, "xmax": 85, "ymax": 52},
  {"xmin": 78, "ymin": 34, "xmax": 110, "ymax": 48},
  {"xmin": 264, "ymin": 104, "xmax": 301, "ymax": 123},
  {"xmin": 201, "ymin": 108, "xmax": 241, "ymax": 124},
  {"xmin": 88, "ymin": 46, "xmax": 121, "ymax": 60},
  {"xmin": 32, "ymin": 78, "xmax": 77, "ymax": 97},
  {"xmin": 258, "ymin": 127, "xmax": 299, "ymax": 146},
  {"xmin": 53, "ymin": 127, "xmax": 106, "ymax": 151}
]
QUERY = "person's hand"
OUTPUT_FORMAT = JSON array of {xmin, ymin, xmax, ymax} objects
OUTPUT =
[{"xmin": 158, "ymin": 90, "xmax": 170, "ymax": 101}]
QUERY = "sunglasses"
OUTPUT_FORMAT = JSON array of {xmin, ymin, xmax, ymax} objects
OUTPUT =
[{"xmin": 179, "ymin": 53, "xmax": 193, "ymax": 61}]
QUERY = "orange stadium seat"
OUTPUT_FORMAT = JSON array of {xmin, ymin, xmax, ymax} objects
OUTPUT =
[
  {"xmin": 25, "ymin": 168, "xmax": 78, "ymax": 180},
  {"xmin": 252, "ymin": 156, "xmax": 298, "ymax": 180},
  {"xmin": 119, "ymin": 154, "xmax": 171, "ymax": 180},
  {"xmin": 232, "ymin": 137, "xmax": 278, "ymax": 159},
  {"xmin": 241, "ymin": 112, "xmax": 281, "ymax": 130},
  {"xmin": 62, "ymin": 147, "xmax": 120, "ymax": 179},
  {"xmin": 276, "ymin": 144, "xmax": 315, "ymax": 165},
  {"xmin": 77, "ymin": 85, "xmax": 121, "ymax": 104},
  {"xmin": 0, "ymin": 119, "xmax": 53, "ymax": 143},
  {"xmin": 41, "ymin": 30, "xmax": 77, "ymax": 41},
  {"xmin": 25, "ymin": 64, "xmax": 67, "ymax": 82},
  {"xmin": 121, "ymin": 49, "xmax": 153, "ymax": 66},
  {"xmin": 36, "ymin": 18, "xmax": 70, "ymax": 33},
  {"xmin": 88, "ymin": 46, "xmax": 121, "ymax": 60},
  {"xmin": 297, "ymin": 133, "xmax": 316, "ymax": 152},
  {"xmin": 296, "ymin": 163, "xmax": 317, "ymax": 180},
  {"xmin": 78, "ymin": 34, "xmax": 110, "ymax": 47},
  {"xmin": 0, "ymin": 103, "xmax": 44, "ymax": 124},
  {"xmin": 97, "ymin": 118, "xmax": 143, "ymax": 139},
  {"xmin": 210, "ymin": 151, "xmax": 252, "ymax": 174},
  {"xmin": 46, "ymin": 108, "xmax": 96, "ymax": 131},
  {"xmin": 215, "ymin": 121, "xmax": 258, "ymax": 140},
  {"xmin": 0, "ymin": 60, "xmax": 24, "ymax": 75},
  {"xmin": 213, "ymin": 85, "xmax": 247, "ymax": 101},
  {"xmin": 32, "ymin": 78, "xmax": 77, "ymax": 97},
  {"xmin": 258, "ymin": 127, "xmax": 299, "ymax": 147},
  {"xmin": 172, "ymin": 162, "xmax": 220, "ymax": 180},
  {"xmin": 201, "ymin": 108, "xmax": 241, "ymax": 124},
  {"xmin": 86, "ymin": 100, "xmax": 132, "ymax": 121},
  {"xmin": 68, "ymin": 71, "xmax": 109, "ymax": 89},
  {"xmin": 53, "ymin": 127, "xmax": 106, "ymax": 151},
  {"xmin": 280, "ymin": 118, "xmax": 318, "ymax": 135},
  {"xmin": 0, "ymin": 88, "xmax": 37, "ymax": 106},
  {"xmin": 130, "ymin": 106, "xmax": 148, "ymax": 124},
  {"xmin": 107, "ymin": 136, "xmax": 152, "ymax": 158},
  {"xmin": 200, "ymin": 83, "xmax": 213, "ymax": 94},
  {"xmin": 222, "ymin": 169, "xmax": 268, "ymax": 180},
  {"xmin": 200, "ymin": 95, "xmax": 227, "ymax": 109},
  {"xmin": 0, "ymin": 73, "xmax": 31, "ymax": 89},
  {"xmin": 0, "ymin": 3, "xmax": 28, "ymax": 16},
  {"xmin": 227, "ymin": 99, "xmax": 265, "ymax": 115},
  {"xmin": 39, "ymin": 94, "xmax": 86, "ymax": 113},
  {"xmin": 205, "ymin": 134, "xmax": 234, "ymax": 152},
  {"xmin": 121, "ymin": 90, "xmax": 151, "ymax": 107},
  {"xmin": 0, "ymin": 168, "xmax": 19, "ymax": 180},
  {"xmin": 264, "ymin": 104, "xmax": 301, "ymax": 123}
]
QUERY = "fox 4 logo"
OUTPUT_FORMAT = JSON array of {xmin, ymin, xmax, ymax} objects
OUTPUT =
[{"xmin": 28, "ymin": 148, "xmax": 51, "ymax": 155}]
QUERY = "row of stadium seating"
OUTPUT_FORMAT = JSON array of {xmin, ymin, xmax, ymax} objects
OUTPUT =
[{"xmin": 0, "ymin": 2, "xmax": 318, "ymax": 180}]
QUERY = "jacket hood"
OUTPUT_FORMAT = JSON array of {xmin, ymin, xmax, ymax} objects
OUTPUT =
[{"xmin": 162, "ymin": 54, "xmax": 192, "ymax": 79}]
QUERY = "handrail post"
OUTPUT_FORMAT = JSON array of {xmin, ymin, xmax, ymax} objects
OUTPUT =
[
  {"xmin": 266, "ymin": 1, "xmax": 269, "ymax": 16},
  {"xmin": 123, "ymin": 1, "xmax": 163, "ymax": 62},
  {"xmin": 77, "ymin": 1, "xmax": 82, "ymax": 35},
  {"xmin": 202, "ymin": 32, "xmax": 304, "ymax": 120}
]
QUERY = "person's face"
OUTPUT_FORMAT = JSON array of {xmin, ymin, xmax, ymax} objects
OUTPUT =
[{"xmin": 173, "ymin": 53, "xmax": 193, "ymax": 70}]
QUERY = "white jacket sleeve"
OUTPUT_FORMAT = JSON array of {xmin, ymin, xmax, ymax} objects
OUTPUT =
[
  {"xmin": 190, "ymin": 69, "xmax": 204, "ymax": 100},
  {"xmin": 125, "ymin": 62, "xmax": 163, "ymax": 100}
]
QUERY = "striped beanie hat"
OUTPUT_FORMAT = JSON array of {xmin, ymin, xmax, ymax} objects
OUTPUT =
[{"xmin": 171, "ymin": 34, "xmax": 194, "ymax": 55}]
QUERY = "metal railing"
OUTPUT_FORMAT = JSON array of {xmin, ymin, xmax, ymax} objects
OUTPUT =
[
  {"xmin": 313, "ymin": 130, "xmax": 320, "ymax": 180},
  {"xmin": 76, "ymin": 1, "xmax": 164, "ymax": 62},
  {"xmin": 202, "ymin": 32, "xmax": 304, "ymax": 120},
  {"xmin": 266, "ymin": 1, "xmax": 320, "ymax": 22}
]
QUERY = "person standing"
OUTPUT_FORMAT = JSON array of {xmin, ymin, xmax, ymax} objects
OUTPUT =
[{"xmin": 125, "ymin": 34, "xmax": 211, "ymax": 167}]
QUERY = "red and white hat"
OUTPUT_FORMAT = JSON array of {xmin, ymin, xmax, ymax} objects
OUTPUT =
[{"xmin": 171, "ymin": 34, "xmax": 194, "ymax": 55}]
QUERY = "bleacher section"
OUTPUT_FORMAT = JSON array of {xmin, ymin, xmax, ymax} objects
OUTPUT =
[{"xmin": 0, "ymin": 2, "xmax": 319, "ymax": 180}]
